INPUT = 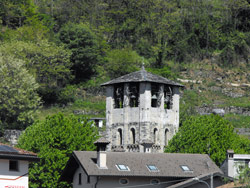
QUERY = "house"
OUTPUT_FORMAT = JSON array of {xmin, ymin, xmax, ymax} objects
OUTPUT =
[
  {"xmin": 89, "ymin": 117, "xmax": 105, "ymax": 128},
  {"xmin": 221, "ymin": 149, "xmax": 250, "ymax": 178},
  {"xmin": 101, "ymin": 66, "xmax": 183, "ymax": 152},
  {"xmin": 60, "ymin": 138, "xmax": 230, "ymax": 188},
  {"xmin": 0, "ymin": 143, "xmax": 39, "ymax": 188}
]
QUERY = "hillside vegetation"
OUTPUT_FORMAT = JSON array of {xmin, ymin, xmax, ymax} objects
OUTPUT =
[{"xmin": 0, "ymin": 0, "xmax": 250, "ymax": 133}]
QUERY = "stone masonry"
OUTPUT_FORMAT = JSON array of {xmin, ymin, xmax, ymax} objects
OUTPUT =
[{"xmin": 101, "ymin": 68, "xmax": 183, "ymax": 153}]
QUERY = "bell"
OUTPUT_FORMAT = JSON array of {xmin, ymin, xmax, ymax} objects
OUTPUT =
[
  {"xmin": 151, "ymin": 94, "xmax": 157, "ymax": 100},
  {"xmin": 130, "ymin": 94, "xmax": 136, "ymax": 99}
]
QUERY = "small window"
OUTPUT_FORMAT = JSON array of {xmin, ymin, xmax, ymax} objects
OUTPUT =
[
  {"xmin": 129, "ymin": 83, "xmax": 139, "ymax": 107},
  {"xmin": 119, "ymin": 178, "xmax": 129, "ymax": 185},
  {"xmin": 130, "ymin": 128, "xmax": 135, "ymax": 144},
  {"xmin": 116, "ymin": 164, "xmax": 129, "ymax": 171},
  {"xmin": 118, "ymin": 128, "xmax": 123, "ymax": 145},
  {"xmin": 147, "ymin": 165, "xmax": 159, "ymax": 172},
  {"xmin": 181, "ymin": 165, "xmax": 192, "ymax": 172},
  {"xmin": 150, "ymin": 179, "xmax": 160, "ymax": 185},
  {"xmin": 114, "ymin": 84, "xmax": 124, "ymax": 108},
  {"xmin": 87, "ymin": 175, "xmax": 90, "ymax": 184},
  {"xmin": 9, "ymin": 160, "xmax": 18, "ymax": 171},
  {"xmin": 79, "ymin": 173, "xmax": 82, "ymax": 185},
  {"xmin": 151, "ymin": 84, "xmax": 159, "ymax": 108},
  {"xmin": 164, "ymin": 86, "xmax": 173, "ymax": 109}
]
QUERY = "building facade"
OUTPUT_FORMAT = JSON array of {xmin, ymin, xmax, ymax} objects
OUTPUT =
[
  {"xmin": 221, "ymin": 150, "xmax": 250, "ymax": 178},
  {"xmin": 60, "ymin": 138, "xmax": 227, "ymax": 188},
  {"xmin": 101, "ymin": 67, "xmax": 183, "ymax": 152},
  {"xmin": 0, "ymin": 143, "xmax": 39, "ymax": 188}
]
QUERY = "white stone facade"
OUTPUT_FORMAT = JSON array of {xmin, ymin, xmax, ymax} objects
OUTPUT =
[{"xmin": 105, "ymin": 82, "xmax": 180, "ymax": 153}]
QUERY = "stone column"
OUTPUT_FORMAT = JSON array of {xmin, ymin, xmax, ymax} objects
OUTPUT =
[
  {"xmin": 106, "ymin": 86, "xmax": 114, "ymax": 151},
  {"xmin": 123, "ymin": 83, "xmax": 130, "ymax": 148},
  {"xmin": 139, "ymin": 83, "xmax": 151, "ymax": 151},
  {"xmin": 172, "ymin": 86, "xmax": 180, "ymax": 131},
  {"xmin": 227, "ymin": 150, "xmax": 234, "ymax": 178}
]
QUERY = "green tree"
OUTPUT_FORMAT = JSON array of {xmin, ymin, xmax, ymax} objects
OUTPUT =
[
  {"xmin": 105, "ymin": 48, "xmax": 142, "ymax": 79},
  {"xmin": 18, "ymin": 113, "xmax": 99, "ymax": 188},
  {"xmin": 0, "ymin": 40, "xmax": 72, "ymax": 104},
  {"xmin": 0, "ymin": 54, "xmax": 40, "ymax": 131},
  {"xmin": 165, "ymin": 115, "xmax": 250, "ymax": 165},
  {"xmin": 58, "ymin": 23, "xmax": 99, "ymax": 83},
  {"xmin": 0, "ymin": 0, "xmax": 50, "ymax": 42}
]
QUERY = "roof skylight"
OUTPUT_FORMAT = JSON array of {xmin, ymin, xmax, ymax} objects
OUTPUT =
[
  {"xmin": 180, "ymin": 165, "xmax": 192, "ymax": 172},
  {"xmin": 116, "ymin": 164, "xmax": 129, "ymax": 171},
  {"xmin": 147, "ymin": 165, "xmax": 159, "ymax": 172}
]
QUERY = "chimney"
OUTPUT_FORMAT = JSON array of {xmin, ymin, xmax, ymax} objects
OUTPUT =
[
  {"xmin": 94, "ymin": 138, "xmax": 110, "ymax": 169},
  {"xmin": 227, "ymin": 149, "xmax": 234, "ymax": 178},
  {"xmin": 141, "ymin": 139, "xmax": 154, "ymax": 153}
]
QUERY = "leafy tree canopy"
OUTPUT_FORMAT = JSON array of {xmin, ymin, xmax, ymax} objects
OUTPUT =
[
  {"xmin": 0, "ymin": 40, "xmax": 72, "ymax": 104},
  {"xmin": 146, "ymin": 66, "xmax": 177, "ymax": 81},
  {"xmin": 105, "ymin": 48, "xmax": 143, "ymax": 79},
  {"xmin": 165, "ymin": 115, "xmax": 250, "ymax": 165},
  {"xmin": 18, "ymin": 113, "xmax": 99, "ymax": 188},
  {"xmin": 58, "ymin": 23, "xmax": 99, "ymax": 83},
  {"xmin": 0, "ymin": 54, "xmax": 40, "ymax": 131}
]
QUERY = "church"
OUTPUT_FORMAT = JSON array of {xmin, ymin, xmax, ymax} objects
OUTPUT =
[{"xmin": 60, "ymin": 68, "xmax": 229, "ymax": 188}]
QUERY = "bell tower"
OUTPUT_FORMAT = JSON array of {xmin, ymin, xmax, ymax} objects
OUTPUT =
[{"xmin": 101, "ymin": 67, "xmax": 183, "ymax": 153}]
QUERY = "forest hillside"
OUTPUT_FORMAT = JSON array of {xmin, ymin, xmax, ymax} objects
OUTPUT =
[{"xmin": 0, "ymin": 0, "xmax": 250, "ymax": 135}]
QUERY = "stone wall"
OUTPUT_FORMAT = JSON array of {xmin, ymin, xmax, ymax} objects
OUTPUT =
[
  {"xmin": 235, "ymin": 128, "xmax": 250, "ymax": 135},
  {"xmin": 4, "ymin": 129, "xmax": 23, "ymax": 146},
  {"xmin": 197, "ymin": 106, "xmax": 250, "ymax": 116},
  {"xmin": 105, "ymin": 82, "xmax": 180, "ymax": 153}
]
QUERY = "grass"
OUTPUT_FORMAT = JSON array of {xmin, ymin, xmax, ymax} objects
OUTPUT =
[
  {"xmin": 221, "ymin": 96, "xmax": 250, "ymax": 108},
  {"xmin": 35, "ymin": 95, "xmax": 106, "ymax": 121},
  {"xmin": 224, "ymin": 114, "xmax": 250, "ymax": 128}
]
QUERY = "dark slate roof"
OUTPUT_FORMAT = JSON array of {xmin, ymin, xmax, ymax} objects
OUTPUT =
[
  {"xmin": 0, "ymin": 143, "xmax": 39, "ymax": 161},
  {"xmin": 101, "ymin": 68, "xmax": 183, "ymax": 87},
  {"xmin": 61, "ymin": 151, "xmax": 222, "ymax": 182}
]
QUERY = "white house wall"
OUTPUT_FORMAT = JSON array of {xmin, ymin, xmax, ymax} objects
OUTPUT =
[
  {"xmin": 96, "ymin": 176, "xmax": 176, "ymax": 188},
  {"xmin": 0, "ymin": 159, "xmax": 29, "ymax": 188}
]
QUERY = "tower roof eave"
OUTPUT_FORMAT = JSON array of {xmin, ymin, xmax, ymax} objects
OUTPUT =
[{"xmin": 101, "ymin": 69, "xmax": 183, "ymax": 87}]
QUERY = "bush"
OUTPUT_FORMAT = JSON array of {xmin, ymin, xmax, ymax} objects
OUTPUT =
[{"xmin": 165, "ymin": 115, "xmax": 250, "ymax": 165}]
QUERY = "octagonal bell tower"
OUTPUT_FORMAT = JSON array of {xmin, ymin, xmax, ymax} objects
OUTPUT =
[{"xmin": 101, "ymin": 67, "xmax": 183, "ymax": 153}]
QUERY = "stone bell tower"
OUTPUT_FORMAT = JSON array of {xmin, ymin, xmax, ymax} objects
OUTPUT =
[{"xmin": 101, "ymin": 67, "xmax": 183, "ymax": 153}]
